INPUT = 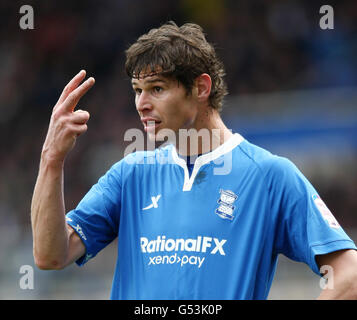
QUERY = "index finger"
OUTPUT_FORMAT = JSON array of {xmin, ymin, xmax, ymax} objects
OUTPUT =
[
  {"xmin": 56, "ymin": 70, "xmax": 87, "ymax": 108},
  {"xmin": 62, "ymin": 76, "xmax": 95, "ymax": 113}
]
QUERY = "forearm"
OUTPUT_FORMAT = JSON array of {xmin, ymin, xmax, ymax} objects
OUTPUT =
[
  {"xmin": 317, "ymin": 274, "xmax": 357, "ymax": 300},
  {"xmin": 316, "ymin": 250, "xmax": 357, "ymax": 300},
  {"xmin": 31, "ymin": 70, "xmax": 94, "ymax": 269},
  {"xmin": 31, "ymin": 153, "xmax": 69, "ymax": 269}
]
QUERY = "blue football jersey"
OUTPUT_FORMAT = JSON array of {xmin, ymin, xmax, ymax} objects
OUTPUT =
[{"xmin": 66, "ymin": 133, "xmax": 356, "ymax": 299}]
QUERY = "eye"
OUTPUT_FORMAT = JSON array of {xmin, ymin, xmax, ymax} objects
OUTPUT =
[
  {"xmin": 133, "ymin": 88, "xmax": 142, "ymax": 95},
  {"xmin": 153, "ymin": 86, "xmax": 163, "ymax": 93}
]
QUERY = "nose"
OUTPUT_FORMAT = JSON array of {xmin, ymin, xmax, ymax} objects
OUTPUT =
[{"xmin": 136, "ymin": 91, "xmax": 153, "ymax": 113}]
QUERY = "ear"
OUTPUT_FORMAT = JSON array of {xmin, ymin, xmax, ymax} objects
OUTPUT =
[{"xmin": 194, "ymin": 73, "xmax": 212, "ymax": 103}]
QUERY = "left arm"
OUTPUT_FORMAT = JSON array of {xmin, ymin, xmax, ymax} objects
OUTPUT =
[{"xmin": 316, "ymin": 249, "xmax": 357, "ymax": 299}]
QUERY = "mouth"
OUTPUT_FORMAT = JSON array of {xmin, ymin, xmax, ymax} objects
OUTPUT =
[{"xmin": 141, "ymin": 118, "xmax": 162, "ymax": 133}]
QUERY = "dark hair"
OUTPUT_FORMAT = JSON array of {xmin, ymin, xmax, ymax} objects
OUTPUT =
[{"xmin": 125, "ymin": 21, "xmax": 228, "ymax": 111}]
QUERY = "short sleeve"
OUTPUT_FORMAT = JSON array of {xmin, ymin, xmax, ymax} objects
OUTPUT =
[
  {"xmin": 66, "ymin": 162, "xmax": 122, "ymax": 266},
  {"xmin": 269, "ymin": 157, "xmax": 356, "ymax": 275}
]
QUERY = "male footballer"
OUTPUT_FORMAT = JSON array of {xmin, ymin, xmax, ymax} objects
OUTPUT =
[{"xmin": 31, "ymin": 21, "xmax": 357, "ymax": 299}]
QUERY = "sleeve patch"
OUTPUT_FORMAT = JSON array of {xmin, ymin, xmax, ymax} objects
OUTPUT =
[{"xmin": 312, "ymin": 194, "xmax": 340, "ymax": 229}]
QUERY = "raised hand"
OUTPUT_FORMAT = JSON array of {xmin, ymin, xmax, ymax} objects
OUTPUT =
[{"xmin": 42, "ymin": 70, "xmax": 95, "ymax": 164}]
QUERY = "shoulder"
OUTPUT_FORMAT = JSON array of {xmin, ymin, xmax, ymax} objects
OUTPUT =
[
  {"xmin": 106, "ymin": 144, "xmax": 173, "ymax": 177},
  {"xmin": 121, "ymin": 144, "xmax": 173, "ymax": 165},
  {"xmin": 237, "ymin": 139, "xmax": 309, "ymax": 199},
  {"xmin": 237, "ymin": 139, "xmax": 298, "ymax": 177}
]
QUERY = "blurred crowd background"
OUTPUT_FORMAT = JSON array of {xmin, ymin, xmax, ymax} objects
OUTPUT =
[{"xmin": 0, "ymin": 0, "xmax": 356, "ymax": 299}]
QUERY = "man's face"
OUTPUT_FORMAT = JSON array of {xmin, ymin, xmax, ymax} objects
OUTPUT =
[{"xmin": 132, "ymin": 73, "xmax": 198, "ymax": 141}]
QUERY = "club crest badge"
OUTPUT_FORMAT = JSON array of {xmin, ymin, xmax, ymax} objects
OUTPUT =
[{"xmin": 215, "ymin": 189, "xmax": 238, "ymax": 221}]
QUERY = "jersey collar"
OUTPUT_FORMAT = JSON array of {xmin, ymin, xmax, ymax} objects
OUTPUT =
[{"xmin": 170, "ymin": 133, "xmax": 244, "ymax": 191}]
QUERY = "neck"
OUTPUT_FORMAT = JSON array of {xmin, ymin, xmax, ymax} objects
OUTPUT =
[{"xmin": 176, "ymin": 107, "xmax": 233, "ymax": 157}]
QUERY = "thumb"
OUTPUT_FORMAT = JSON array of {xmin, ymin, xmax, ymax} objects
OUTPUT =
[
  {"xmin": 72, "ymin": 109, "xmax": 90, "ymax": 123},
  {"xmin": 73, "ymin": 109, "xmax": 89, "ymax": 114}
]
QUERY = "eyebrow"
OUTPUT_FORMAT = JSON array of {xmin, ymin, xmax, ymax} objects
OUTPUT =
[{"xmin": 131, "ymin": 78, "xmax": 167, "ymax": 86}]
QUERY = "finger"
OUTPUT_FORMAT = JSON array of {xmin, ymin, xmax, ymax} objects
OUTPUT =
[
  {"xmin": 71, "ymin": 123, "xmax": 88, "ymax": 136},
  {"xmin": 62, "ymin": 77, "xmax": 95, "ymax": 113},
  {"xmin": 56, "ymin": 70, "xmax": 87, "ymax": 107},
  {"xmin": 71, "ymin": 109, "xmax": 90, "ymax": 124}
]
